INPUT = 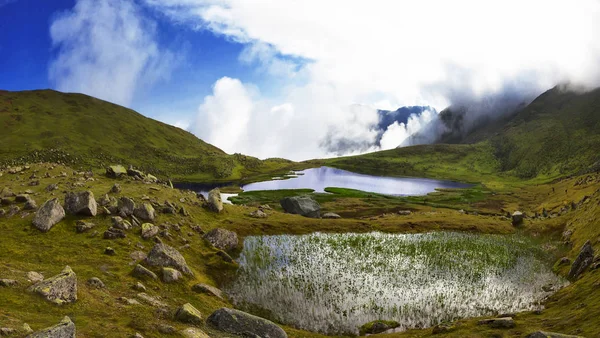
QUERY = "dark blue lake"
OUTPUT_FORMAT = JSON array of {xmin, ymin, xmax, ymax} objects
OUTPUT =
[{"xmin": 176, "ymin": 166, "xmax": 471, "ymax": 199}]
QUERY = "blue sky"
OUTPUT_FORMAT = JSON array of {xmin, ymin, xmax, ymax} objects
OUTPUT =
[{"xmin": 1, "ymin": 0, "xmax": 598, "ymax": 160}]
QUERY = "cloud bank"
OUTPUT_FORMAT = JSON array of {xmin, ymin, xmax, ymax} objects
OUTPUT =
[
  {"xmin": 49, "ymin": 0, "xmax": 176, "ymax": 107},
  {"xmin": 150, "ymin": 1, "xmax": 600, "ymax": 159}
]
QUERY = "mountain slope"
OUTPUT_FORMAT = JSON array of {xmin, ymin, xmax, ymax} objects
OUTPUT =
[{"xmin": 0, "ymin": 89, "xmax": 294, "ymax": 181}]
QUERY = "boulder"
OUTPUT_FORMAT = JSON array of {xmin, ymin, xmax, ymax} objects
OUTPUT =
[
  {"xmin": 141, "ymin": 223, "xmax": 159, "ymax": 239},
  {"xmin": 207, "ymin": 308, "xmax": 287, "ymax": 338},
  {"xmin": 111, "ymin": 216, "xmax": 131, "ymax": 230},
  {"xmin": 203, "ymin": 228, "xmax": 238, "ymax": 252},
  {"xmin": 132, "ymin": 264, "xmax": 158, "ymax": 280},
  {"xmin": 32, "ymin": 198, "xmax": 65, "ymax": 232},
  {"xmin": 250, "ymin": 209, "xmax": 268, "ymax": 218},
  {"xmin": 179, "ymin": 328, "xmax": 210, "ymax": 338},
  {"xmin": 280, "ymin": 196, "xmax": 320, "ymax": 218},
  {"xmin": 23, "ymin": 199, "xmax": 38, "ymax": 210},
  {"xmin": 162, "ymin": 267, "xmax": 182, "ymax": 283},
  {"xmin": 106, "ymin": 165, "xmax": 127, "ymax": 178},
  {"xmin": 26, "ymin": 316, "xmax": 75, "ymax": 338},
  {"xmin": 118, "ymin": 197, "xmax": 136, "ymax": 217},
  {"xmin": 86, "ymin": 277, "xmax": 105, "ymax": 289},
  {"xmin": 28, "ymin": 266, "xmax": 77, "ymax": 305},
  {"xmin": 322, "ymin": 212, "xmax": 341, "ymax": 219},
  {"xmin": 512, "ymin": 211, "xmax": 524, "ymax": 226},
  {"xmin": 207, "ymin": 189, "xmax": 223, "ymax": 213},
  {"xmin": 568, "ymin": 240, "xmax": 594, "ymax": 279},
  {"xmin": 64, "ymin": 191, "xmax": 97, "ymax": 216},
  {"xmin": 133, "ymin": 203, "xmax": 155, "ymax": 221},
  {"xmin": 191, "ymin": 283, "xmax": 224, "ymax": 300},
  {"xmin": 15, "ymin": 194, "xmax": 30, "ymax": 202},
  {"xmin": 175, "ymin": 303, "xmax": 203, "ymax": 325},
  {"xmin": 145, "ymin": 242, "xmax": 193, "ymax": 275},
  {"xmin": 526, "ymin": 331, "xmax": 584, "ymax": 338}
]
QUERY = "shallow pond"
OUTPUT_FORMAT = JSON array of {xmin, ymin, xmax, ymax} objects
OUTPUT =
[
  {"xmin": 176, "ymin": 166, "xmax": 472, "ymax": 201},
  {"xmin": 225, "ymin": 232, "xmax": 566, "ymax": 335}
]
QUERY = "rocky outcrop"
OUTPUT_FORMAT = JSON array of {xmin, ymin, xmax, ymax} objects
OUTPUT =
[
  {"xmin": 207, "ymin": 308, "xmax": 287, "ymax": 338},
  {"xmin": 26, "ymin": 316, "xmax": 75, "ymax": 338},
  {"xmin": 145, "ymin": 242, "xmax": 193, "ymax": 276},
  {"xmin": 175, "ymin": 303, "xmax": 203, "ymax": 325},
  {"xmin": 133, "ymin": 203, "xmax": 155, "ymax": 221},
  {"xmin": 207, "ymin": 189, "xmax": 223, "ymax": 213},
  {"xmin": 32, "ymin": 199, "xmax": 65, "ymax": 232},
  {"xmin": 280, "ymin": 196, "xmax": 320, "ymax": 218},
  {"xmin": 203, "ymin": 228, "xmax": 238, "ymax": 252},
  {"xmin": 568, "ymin": 240, "xmax": 594, "ymax": 279},
  {"xmin": 28, "ymin": 266, "xmax": 77, "ymax": 305},
  {"xmin": 65, "ymin": 191, "xmax": 97, "ymax": 216}
]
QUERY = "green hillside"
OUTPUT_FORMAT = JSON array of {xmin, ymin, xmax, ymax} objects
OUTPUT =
[
  {"xmin": 0, "ymin": 89, "xmax": 294, "ymax": 182},
  {"xmin": 325, "ymin": 86, "xmax": 600, "ymax": 183}
]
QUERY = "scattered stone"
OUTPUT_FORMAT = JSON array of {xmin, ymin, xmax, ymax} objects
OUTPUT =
[
  {"xmin": 136, "ymin": 292, "xmax": 167, "ymax": 308},
  {"xmin": 250, "ymin": 209, "xmax": 268, "ymax": 218},
  {"xmin": 179, "ymin": 206, "xmax": 189, "ymax": 216},
  {"xmin": 179, "ymin": 328, "xmax": 210, "ymax": 338},
  {"xmin": 216, "ymin": 250, "xmax": 234, "ymax": 263},
  {"xmin": 132, "ymin": 333, "xmax": 144, "ymax": 338},
  {"xmin": 162, "ymin": 267, "xmax": 182, "ymax": 283},
  {"xmin": 103, "ymin": 228, "xmax": 126, "ymax": 239},
  {"xmin": 23, "ymin": 199, "xmax": 37, "ymax": 210},
  {"xmin": 86, "ymin": 277, "xmax": 105, "ymax": 289},
  {"xmin": 207, "ymin": 189, "xmax": 223, "ymax": 213},
  {"xmin": 175, "ymin": 303, "xmax": 203, "ymax": 325},
  {"xmin": 259, "ymin": 204, "xmax": 272, "ymax": 210},
  {"xmin": 0, "ymin": 197, "xmax": 11, "ymax": 206},
  {"xmin": 110, "ymin": 216, "xmax": 130, "ymax": 230},
  {"xmin": 432, "ymin": 323, "xmax": 455, "ymax": 334},
  {"xmin": 27, "ymin": 271, "xmax": 44, "ymax": 283},
  {"xmin": 32, "ymin": 198, "xmax": 65, "ymax": 232},
  {"xmin": 157, "ymin": 325, "xmax": 176, "ymax": 334},
  {"xmin": 322, "ymin": 212, "xmax": 341, "ymax": 219},
  {"xmin": 478, "ymin": 317, "xmax": 515, "ymax": 328},
  {"xmin": 146, "ymin": 174, "xmax": 158, "ymax": 183},
  {"xmin": 29, "ymin": 180, "xmax": 40, "ymax": 186},
  {"xmin": 133, "ymin": 282, "xmax": 146, "ymax": 292},
  {"xmin": 22, "ymin": 323, "xmax": 33, "ymax": 335},
  {"xmin": 512, "ymin": 211, "xmax": 524, "ymax": 226},
  {"xmin": 104, "ymin": 247, "xmax": 116, "ymax": 255},
  {"xmin": 7, "ymin": 205, "xmax": 19, "ymax": 218},
  {"xmin": 280, "ymin": 195, "xmax": 321, "ymax": 218},
  {"xmin": 75, "ymin": 220, "xmax": 96, "ymax": 233},
  {"xmin": 526, "ymin": 331, "xmax": 584, "ymax": 338},
  {"xmin": 134, "ymin": 203, "xmax": 155, "ymax": 221},
  {"xmin": 569, "ymin": 240, "xmax": 594, "ymax": 279},
  {"xmin": 45, "ymin": 183, "xmax": 58, "ymax": 192},
  {"xmin": 64, "ymin": 191, "xmax": 97, "ymax": 216},
  {"xmin": 118, "ymin": 197, "xmax": 136, "ymax": 217},
  {"xmin": 26, "ymin": 316, "xmax": 75, "ymax": 338},
  {"xmin": 127, "ymin": 167, "xmax": 145, "ymax": 179},
  {"xmin": 0, "ymin": 209, "xmax": 5, "ymax": 217},
  {"xmin": 191, "ymin": 283, "xmax": 224, "ymax": 300},
  {"xmin": 130, "ymin": 251, "xmax": 147, "ymax": 261},
  {"xmin": 0, "ymin": 187, "xmax": 15, "ymax": 197},
  {"xmin": 190, "ymin": 225, "xmax": 204, "ymax": 234},
  {"xmin": 106, "ymin": 165, "xmax": 127, "ymax": 178},
  {"xmin": 118, "ymin": 297, "xmax": 141, "ymax": 306},
  {"xmin": 141, "ymin": 223, "xmax": 159, "ymax": 239},
  {"xmin": 207, "ymin": 308, "xmax": 287, "ymax": 338},
  {"xmin": 132, "ymin": 264, "xmax": 158, "ymax": 280},
  {"xmin": 145, "ymin": 242, "xmax": 193, "ymax": 275},
  {"xmin": 397, "ymin": 210, "xmax": 412, "ymax": 216},
  {"xmin": 203, "ymin": 228, "xmax": 238, "ymax": 252},
  {"xmin": 28, "ymin": 266, "xmax": 77, "ymax": 304},
  {"xmin": 0, "ymin": 328, "xmax": 16, "ymax": 336},
  {"xmin": 360, "ymin": 320, "xmax": 400, "ymax": 335},
  {"xmin": 15, "ymin": 194, "xmax": 30, "ymax": 202},
  {"xmin": 0, "ymin": 279, "xmax": 19, "ymax": 287}
]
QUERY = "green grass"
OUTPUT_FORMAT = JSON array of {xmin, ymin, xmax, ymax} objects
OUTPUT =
[{"xmin": 0, "ymin": 90, "xmax": 297, "ymax": 182}]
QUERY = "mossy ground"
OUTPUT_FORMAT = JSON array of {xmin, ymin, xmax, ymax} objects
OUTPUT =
[{"xmin": 1, "ymin": 162, "xmax": 599, "ymax": 338}]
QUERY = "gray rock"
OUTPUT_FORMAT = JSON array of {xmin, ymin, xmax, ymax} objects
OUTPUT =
[
  {"xmin": 28, "ymin": 266, "xmax": 77, "ymax": 305},
  {"xmin": 103, "ymin": 227, "xmax": 126, "ymax": 239},
  {"xmin": 141, "ymin": 223, "xmax": 159, "ymax": 239},
  {"xmin": 569, "ymin": 240, "xmax": 594, "ymax": 279},
  {"xmin": 106, "ymin": 165, "xmax": 127, "ymax": 178},
  {"xmin": 478, "ymin": 317, "xmax": 515, "ymax": 328},
  {"xmin": 157, "ymin": 324, "xmax": 176, "ymax": 334},
  {"xmin": 0, "ymin": 328, "xmax": 16, "ymax": 336},
  {"xmin": 15, "ymin": 194, "xmax": 30, "ymax": 202},
  {"xmin": 0, "ymin": 279, "xmax": 19, "ymax": 287},
  {"xmin": 132, "ymin": 264, "xmax": 158, "ymax": 280},
  {"xmin": 398, "ymin": 210, "xmax": 412, "ymax": 216},
  {"xmin": 132, "ymin": 282, "xmax": 146, "ymax": 292},
  {"xmin": 526, "ymin": 331, "xmax": 584, "ymax": 338},
  {"xmin": 216, "ymin": 250, "xmax": 234, "ymax": 263},
  {"xmin": 118, "ymin": 197, "xmax": 136, "ymax": 217},
  {"xmin": 0, "ymin": 187, "xmax": 15, "ymax": 198},
  {"xmin": 207, "ymin": 308, "xmax": 287, "ymax": 338},
  {"xmin": 110, "ymin": 183, "xmax": 121, "ymax": 194},
  {"xmin": 250, "ymin": 209, "xmax": 268, "ymax": 218},
  {"xmin": 322, "ymin": 212, "xmax": 341, "ymax": 219},
  {"xmin": 191, "ymin": 283, "xmax": 224, "ymax": 300},
  {"xmin": 203, "ymin": 228, "xmax": 238, "ymax": 252},
  {"xmin": 45, "ymin": 183, "xmax": 58, "ymax": 192},
  {"xmin": 23, "ymin": 198, "xmax": 38, "ymax": 210},
  {"xmin": 162, "ymin": 267, "xmax": 182, "ymax": 283},
  {"xmin": 64, "ymin": 191, "xmax": 97, "ymax": 216},
  {"xmin": 32, "ymin": 198, "xmax": 65, "ymax": 232},
  {"xmin": 130, "ymin": 251, "xmax": 147, "ymax": 261},
  {"xmin": 134, "ymin": 203, "xmax": 155, "ymax": 221},
  {"xmin": 179, "ymin": 328, "xmax": 210, "ymax": 338},
  {"xmin": 207, "ymin": 189, "xmax": 223, "ymax": 213},
  {"xmin": 26, "ymin": 316, "xmax": 75, "ymax": 338},
  {"xmin": 145, "ymin": 242, "xmax": 193, "ymax": 275},
  {"xmin": 111, "ymin": 216, "xmax": 131, "ymax": 230},
  {"xmin": 104, "ymin": 247, "xmax": 116, "ymax": 255},
  {"xmin": 27, "ymin": 271, "xmax": 44, "ymax": 283},
  {"xmin": 75, "ymin": 220, "xmax": 96, "ymax": 233},
  {"xmin": 280, "ymin": 196, "xmax": 320, "ymax": 218},
  {"xmin": 512, "ymin": 211, "xmax": 524, "ymax": 226},
  {"xmin": 86, "ymin": 277, "xmax": 105, "ymax": 289},
  {"xmin": 175, "ymin": 303, "xmax": 203, "ymax": 325},
  {"xmin": 136, "ymin": 292, "xmax": 167, "ymax": 308}
]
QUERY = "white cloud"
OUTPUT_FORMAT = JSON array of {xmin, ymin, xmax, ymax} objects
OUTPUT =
[
  {"xmin": 49, "ymin": 0, "xmax": 176, "ymax": 107},
  {"xmin": 144, "ymin": 0, "xmax": 600, "ymax": 159}
]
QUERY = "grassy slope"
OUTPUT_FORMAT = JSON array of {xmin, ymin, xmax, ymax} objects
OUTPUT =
[{"xmin": 0, "ymin": 89, "xmax": 295, "ymax": 182}]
